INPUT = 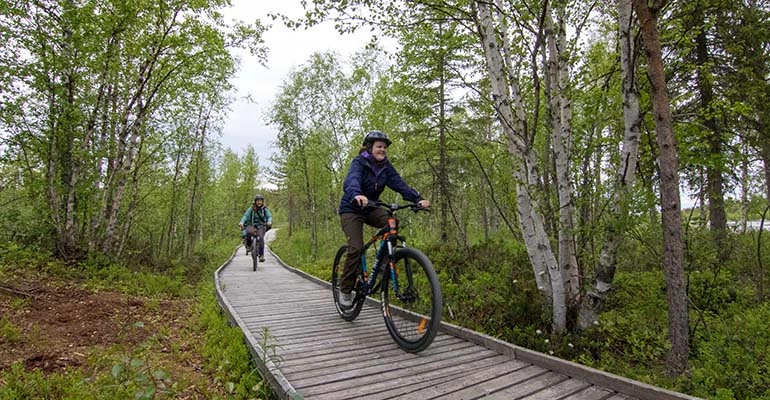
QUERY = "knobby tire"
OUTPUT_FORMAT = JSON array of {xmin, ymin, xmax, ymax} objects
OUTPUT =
[
  {"xmin": 251, "ymin": 236, "xmax": 259, "ymax": 271},
  {"xmin": 381, "ymin": 247, "xmax": 442, "ymax": 353},
  {"xmin": 332, "ymin": 245, "xmax": 364, "ymax": 321}
]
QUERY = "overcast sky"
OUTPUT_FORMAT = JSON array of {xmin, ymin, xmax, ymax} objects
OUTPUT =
[{"xmin": 219, "ymin": 1, "xmax": 372, "ymax": 174}]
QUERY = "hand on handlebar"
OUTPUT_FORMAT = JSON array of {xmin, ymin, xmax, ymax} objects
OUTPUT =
[
  {"xmin": 354, "ymin": 195, "xmax": 368, "ymax": 208},
  {"xmin": 417, "ymin": 199, "xmax": 430, "ymax": 209},
  {"xmin": 238, "ymin": 223, "xmax": 244, "ymax": 229}
]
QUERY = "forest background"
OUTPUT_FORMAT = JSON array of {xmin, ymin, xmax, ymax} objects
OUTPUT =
[{"xmin": 1, "ymin": 0, "xmax": 770, "ymax": 399}]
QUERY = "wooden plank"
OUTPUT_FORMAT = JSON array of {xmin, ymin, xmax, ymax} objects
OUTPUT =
[
  {"xmin": 290, "ymin": 345, "xmax": 495, "ymax": 391},
  {"xmin": 240, "ymin": 312, "xmax": 350, "ymax": 329},
  {"xmin": 412, "ymin": 364, "xmax": 548, "ymax": 400},
  {"xmin": 487, "ymin": 372, "xmax": 568, "ymax": 398},
  {"xmin": 280, "ymin": 335, "xmax": 460, "ymax": 371},
  {"xmin": 562, "ymin": 386, "xmax": 615, "ymax": 400},
  {"xmin": 235, "ymin": 306, "xmax": 330, "ymax": 317},
  {"xmin": 519, "ymin": 378, "xmax": 592, "ymax": 400},
  {"xmin": 267, "ymin": 326, "xmax": 385, "ymax": 347},
  {"xmin": 283, "ymin": 340, "xmax": 475, "ymax": 380},
  {"xmin": 300, "ymin": 350, "xmax": 511, "ymax": 399},
  {"xmin": 276, "ymin": 331, "xmax": 397, "ymax": 355},
  {"xmin": 238, "ymin": 309, "xmax": 342, "ymax": 324},
  {"xmin": 244, "ymin": 313, "xmax": 379, "ymax": 332},
  {"xmin": 264, "ymin": 319, "xmax": 384, "ymax": 342},
  {"xmin": 323, "ymin": 355, "xmax": 517, "ymax": 400}
]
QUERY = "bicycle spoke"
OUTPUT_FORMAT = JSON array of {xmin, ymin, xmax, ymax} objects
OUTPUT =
[
  {"xmin": 332, "ymin": 245, "xmax": 364, "ymax": 321},
  {"xmin": 382, "ymin": 247, "xmax": 442, "ymax": 353}
]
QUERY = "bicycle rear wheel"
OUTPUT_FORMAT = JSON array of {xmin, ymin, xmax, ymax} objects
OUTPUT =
[
  {"xmin": 382, "ymin": 247, "xmax": 442, "ymax": 353},
  {"xmin": 332, "ymin": 245, "xmax": 364, "ymax": 321}
]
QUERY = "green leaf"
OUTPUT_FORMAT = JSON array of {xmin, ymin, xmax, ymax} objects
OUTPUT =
[
  {"xmin": 130, "ymin": 358, "xmax": 145, "ymax": 369},
  {"xmin": 152, "ymin": 369, "xmax": 170, "ymax": 381},
  {"xmin": 111, "ymin": 363, "xmax": 125, "ymax": 379}
]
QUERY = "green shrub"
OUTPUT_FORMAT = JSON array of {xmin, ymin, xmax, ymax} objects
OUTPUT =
[
  {"xmin": 0, "ymin": 363, "xmax": 96, "ymax": 400},
  {"xmin": 425, "ymin": 238, "xmax": 548, "ymax": 346},
  {"xmin": 690, "ymin": 303, "xmax": 770, "ymax": 400},
  {"xmin": 196, "ymin": 288, "xmax": 265, "ymax": 398},
  {"xmin": 195, "ymin": 236, "xmax": 274, "ymax": 399},
  {"xmin": 577, "ymin": 272, "xmax": 671, "ymax": 380},
  {"xmin": 0, "ymin": 316, "xmax": 23, "ymax": 344}
]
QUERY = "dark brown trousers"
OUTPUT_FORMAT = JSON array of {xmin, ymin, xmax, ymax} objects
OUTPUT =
[{"xmin": 339, "ymin": 208, "xmax": 389, "ymax": 292}]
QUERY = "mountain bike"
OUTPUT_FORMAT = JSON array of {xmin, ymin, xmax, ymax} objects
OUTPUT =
[
  {"xmin": 332, "ymin": 201, "xmax": 442, "ymax": 353},
  {"xmin": 242, "ymin": 226, "xmax": 260, "ymax": 271},
  {"xmin": 250, "ymin": 233, "xmax": 259, "ymax": 271}
]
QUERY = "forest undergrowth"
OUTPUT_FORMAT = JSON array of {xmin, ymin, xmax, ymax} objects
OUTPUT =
[{"xmin": 0, "ymin": 239, "xmax": 273, "ymax": 400}]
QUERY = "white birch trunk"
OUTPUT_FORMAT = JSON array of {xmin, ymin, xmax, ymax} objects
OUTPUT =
[
  {"xmin": 546, "ymin": 7, "xmax": 580, "ymax": 305},
  {"xmin": 103, "ymin": 99, "xmax": 145, "ymax": 255},
  {"xmin": 477, "ymin": 0, "xmax": 566, "ymax": 331},
  {"xmin": 577, "ymin": 0, "xmax": 643, "ymax": 330}
]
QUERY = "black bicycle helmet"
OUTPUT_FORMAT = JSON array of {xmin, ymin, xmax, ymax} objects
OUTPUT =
[
  {"xmin": 362, "ymin": 130, "xmax": 392, "ymax": 147},
  {"xmin": 253, "ymin": 194, "xmax": 264, "ymax": 202}
]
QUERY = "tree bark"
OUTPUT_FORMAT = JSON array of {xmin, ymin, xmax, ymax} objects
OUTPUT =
[
  {"xmin": 475, "ymin": 0, "xmax": 566, "ymax": 331},
  {"xmin": 632, "ymin": 0, "xmax": 689, "ymax": 377},
  {"xmin": 761, "ymin": 124, "xmax": 770, "ymax": 203},
  {"xmin": 577, "ymin": 0, "xmax": 643, "ymax": 330},
  {"xmin": 694, "ymin": 5, "xmax": 727, "ymax": 260},
  {"xmin": 438, "ymin": 23, "xmax": 450, "ymax": 244},
  {"xmin": 545, "ymin": 5, "xmax": 580, "ymax": 306}
]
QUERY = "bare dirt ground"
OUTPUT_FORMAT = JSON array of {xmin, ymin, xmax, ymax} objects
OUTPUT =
[{"xmin": 0, "ymin": 277, "xmax": 212, "ymax": 398}]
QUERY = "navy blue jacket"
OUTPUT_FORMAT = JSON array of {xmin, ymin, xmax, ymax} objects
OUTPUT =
[{"xmin": 338, "ymin": 152, "xmax": 421, "ymax": 214}]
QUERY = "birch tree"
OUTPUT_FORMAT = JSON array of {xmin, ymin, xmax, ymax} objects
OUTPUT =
[
  {"xmin": 544, "ymin": 0, "xmax": 581, "ymax": 309},
  {"xmin": 0, "ymin": 0, "xmax": 266, "ymax": 260},
  {"xmin": 268, "ymin": 51, "xmax": 378, "ymax": 256},
  {"xmin": 474, "ymin": 1, "xmax": 567, "ymax": 331},
  {"xmin": 577, "ymin": 0, "xmax": 643, "ymax": 329}
]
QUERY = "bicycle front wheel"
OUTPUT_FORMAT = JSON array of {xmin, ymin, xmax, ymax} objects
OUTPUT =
[
  {"xmin": 382, "ymin": 247, "xmax": 442, "ymax": 353},
  {"xmin": 251, "ymin": 237, "xmax": 259, "ymax": 271}
]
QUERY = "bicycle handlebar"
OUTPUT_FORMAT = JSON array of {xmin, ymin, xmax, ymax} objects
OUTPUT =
[{"xmin": 367, "ymin": 200, "xmax": 430, "ymax": 213}]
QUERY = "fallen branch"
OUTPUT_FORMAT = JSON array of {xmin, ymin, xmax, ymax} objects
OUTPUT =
[{"xmin": 0, "ymin": 285, "xmax": 34, "ymax": 299}]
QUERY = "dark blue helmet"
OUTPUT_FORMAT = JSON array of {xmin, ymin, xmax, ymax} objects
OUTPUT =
[{"xmin": 363, "ymin": 130, "xmax": 392, "ymax": 147}]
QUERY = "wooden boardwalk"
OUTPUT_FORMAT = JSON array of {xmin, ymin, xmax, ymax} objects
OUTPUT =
[{"xmin": 215, "ymin": 240, "xmax": 700, "ymax": 400}]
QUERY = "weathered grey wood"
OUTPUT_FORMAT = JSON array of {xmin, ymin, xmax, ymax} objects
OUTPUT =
[
  {"xmin": 488, "ymin": 371, "xmax": 568, "ymax": 398},
  {"xmin": 289, "ymin": 342, "xmax": 488, "ymax": 389},
  {"xmin": 561, "ymin": 385, "xmax": 614, "ymax": 400},
  {"xmin": 328, "ymin": 354, "xmax": 515, "ymax": 400},
  {"xmin": 280, "ymin": 335, "xmax": 460, "ymax": 373},
  {"xmin": 299, "ymin": 348, "xmax": 508, "ymax": 398},
  {"xmin": 277, "ymin": 331, "xmax": 397, "ymax": 355},
  {"xmin": 215, "ymin": 237, "xmax": 701, "ymax": 400},
  {"xmin": 285, "ymin": 340, "xmax": 475, "ymax": 380},
  {"xmin": 519, "ymin": 378, "xmax": 592, "ymax": 399},
  {"xmin": 412, "ymin": 363, "xmax": 548, "ymax": 399}
]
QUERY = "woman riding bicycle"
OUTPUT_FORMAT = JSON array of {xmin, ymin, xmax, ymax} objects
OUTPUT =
[
  {"xmin": 337, "ymin": 130, "xmax": 430, "ymax": 308},
  {"xmin": 239, "ymin": 194, "xmax": 273, "ymax": 262}
]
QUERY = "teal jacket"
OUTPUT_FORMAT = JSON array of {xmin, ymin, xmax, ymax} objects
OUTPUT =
[{"xmin": 240, "ymin": 205, "xmax": 272, "ymax": 228}]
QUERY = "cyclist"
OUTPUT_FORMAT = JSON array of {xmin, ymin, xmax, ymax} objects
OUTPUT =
[
  {"xmin": 239, "ymin": 194, "xmax": 273, "ymax": 262},
  {"xmin": 337, "ymin": 130, "xmax": 430, "ymax": 308}
]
